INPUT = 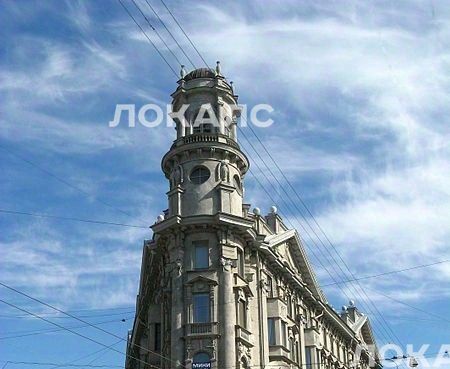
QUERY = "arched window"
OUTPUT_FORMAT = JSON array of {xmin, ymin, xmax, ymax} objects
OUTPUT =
[{"xmin": 190, "ymin": 166, "xmax": 210, "ymax": 184}]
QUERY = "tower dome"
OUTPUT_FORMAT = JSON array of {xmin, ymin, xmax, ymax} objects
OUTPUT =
[{"xmin": 183, "ymin": 67, "xmax": 216, "ymax": 81}]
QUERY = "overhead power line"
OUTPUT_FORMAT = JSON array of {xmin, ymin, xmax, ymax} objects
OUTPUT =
[
  {"xmin": 0, "ymin": 299, "xmax": 158, "ymax": 369},
  {"xmin": 159, "ymin": 0, "xmax": 210, "ymax": 68},
  {"xmin": 116, "ymin": 0, "xmax": 178, "ymax": 77},
  {"xmin": 367, "ymin": 286, "xmax": 450, "ymax": 324},
  {"xmin": 0, "ymin": 146, "xmax": 148, "ymax": 227},
  {"xmin": 0, "ymin": 361, "xmax": 122, "ymax": 368},
  {"xmin": 0, "ymin": 209, "xmax": 148, "ymax": 229},
  {"xmin": 0, "ymin": 282, "xmax": 186, "ymax": 369},
  {"xmin": 0, "ymin": 316, "xmax": 132, "ymax": 341},
  {"xmin": 0, "ymin": 309, "xmax": 134, "ymax": 319},
  {"xmin": 321, "ymin": 259, "xmax": 450, "ymax": 287},
  {"xmin": 129, "ymin": 0, "xmax": 183, "ymax": 66},
  {"xmin": 143, "ymin": 0, "xmax": 196, "ymax": 69}
]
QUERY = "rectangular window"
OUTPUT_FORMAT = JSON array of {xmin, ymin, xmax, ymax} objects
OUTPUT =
[
  {"xmin": 281, "ymin": 321, "xmax": 287, "ymax": 347},
  {"xmin": 154, "ymin": 323, "xmax": 161, "ymax": 351},
  {"xmin": 238, "ymin": 300, "xmax": 247, "ymax": 328},
  {"xmin": 290, "ymin": 338, "xmax": 295, "ymax": 360},
  {"xmin": 306, "ymin": 347, "xmax": 312, "ymax": 369},
  {"xmin": 194, "ymin": 241, "xmax": 209, "ymax": 269},
  {"xmin": 267, "ymin": 276, "xmax": 274, "ymax": 298},
  {"xmin": 237, "ymin": 249, "xmax": 245, "ymax": 276},
  {"xmin": 267, "ymin": 318, "xmax": 276, "ymax": 346},
  {"xmin": 193, "ymin": 293, "xmax": 210, "ymax": 323},
  {"xmin": 287, "ymin": 295, "xmax": 292, "ymax": 317}
]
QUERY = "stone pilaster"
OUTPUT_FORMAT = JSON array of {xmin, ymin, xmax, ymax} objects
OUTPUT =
[
  {"xmin": 219, "ymin": 256, "xmax": 236, "ymax": 369},
  {"xmin": 170, "ymin": 233, "xmax": 185, "ymax": 368}
]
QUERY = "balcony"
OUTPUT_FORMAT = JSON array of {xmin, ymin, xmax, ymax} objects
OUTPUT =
[
  {"xmin": 185, "ymin": 322, "xmax": 219, "ymax": 337},
  {"xmin": 304, "ymin": 327, "xmax": 321, "ymax": 347},
  {"xmin": 236, "ymin": 325, "xmax": 253, "ymax": 346},
  {"xmin": 173, "ymin": 133, "xmax": 239, "ymax": 149}
]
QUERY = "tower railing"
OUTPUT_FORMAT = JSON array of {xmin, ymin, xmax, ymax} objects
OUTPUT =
[{"xmin": 173, "ymin": 133, "xmax": 239, "ymax": 149}]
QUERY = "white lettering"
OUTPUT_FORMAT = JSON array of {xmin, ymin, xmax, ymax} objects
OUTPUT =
[{"xmin": 109, "ymin": 104, "xmax": 135, "ymax": 127}]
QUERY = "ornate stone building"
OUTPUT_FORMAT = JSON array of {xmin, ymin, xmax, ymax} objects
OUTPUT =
[{"xmin": 125, "ymin": 65, "xmax": 381, "ymax": 369}]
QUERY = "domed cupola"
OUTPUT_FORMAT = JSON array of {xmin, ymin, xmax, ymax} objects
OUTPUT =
[{"xmin": 161, "ymin": 62, "xmax": 249, "ymax": 218}]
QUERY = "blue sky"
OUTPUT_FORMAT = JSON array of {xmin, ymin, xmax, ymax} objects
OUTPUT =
[{"xmin": 1, "ymin": 0, "xmax": 449, "ymax": 368}]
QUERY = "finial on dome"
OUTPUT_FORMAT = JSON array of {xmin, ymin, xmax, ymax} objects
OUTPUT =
[
  {"xmin": 349, "ymin": 300, "xmax": 355, "ymax": 307},
  {"xmin": 215, "ymin": 61, "xmax": 222, "ymax": 76},
  {"xmin": 270, "ymin": 205, "xmax": 277, "ymax": 214},
  {"xmin": 180, "ymin": 65, "xmax": 186, "ymax": 79},
  {"xmin": 253, "ymin": 207, "xmax": 261, "ymax": 216}
]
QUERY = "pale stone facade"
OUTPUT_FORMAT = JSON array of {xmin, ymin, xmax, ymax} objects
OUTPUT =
[{"xmin": 125, "ymin": 66, "xmax": 381, "ymax": 369}]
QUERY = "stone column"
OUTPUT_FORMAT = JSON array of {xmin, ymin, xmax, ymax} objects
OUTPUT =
[{"xmin": 219, "ymin": 256, "xmax": 236, "ymax": 369}]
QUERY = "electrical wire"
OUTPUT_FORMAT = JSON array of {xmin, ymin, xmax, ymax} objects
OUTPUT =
[
  {"xmin": 0, "ymin": 316, "xmax": 132, "ymax": 341},
  {"xmin": 0, "ymin": 209, "xmax": 148, "ymax": 229},
  {"xmin": 0, "ymin": 282, "xmax": 186, "ymax": 369},
  {"xmin": 143, "ymin": 0, "xmax": 196, "ymax": 69},
  {"xmin": 321, "ymin": 259, "xmax": 450, "ymax": 287},
  {"xmin": 0, "ymin": 146, "xmax": 147, "ymax": 226},
  {"xmin": 116, "ymin": 0, "xmax": 178, "ymax": 77},
  {"xmin": 0, "ymin": 299, "xmax": 158, "ymax": 369},
  {"xmin": 159, "ymin": 0, "xmax": 210, "ymax": 68},
  {"xmin": 129, "ymin": 0, "xmax": 183, "ymax": 67}
]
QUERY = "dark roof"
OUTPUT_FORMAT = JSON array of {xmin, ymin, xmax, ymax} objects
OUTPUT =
[{"xmin": 184, "ymin": 68, "xmax": 215, "ymax": 81}]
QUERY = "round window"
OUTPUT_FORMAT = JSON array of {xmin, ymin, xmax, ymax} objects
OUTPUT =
[{"xmin": 190, "ymin": 166, "xmax": 210, "ymax": 184}]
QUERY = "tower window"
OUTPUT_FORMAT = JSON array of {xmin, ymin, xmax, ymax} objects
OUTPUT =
[
  {"xmin": 233, "ymin": 175, "xmax": 241, "ymax": 191},
  {"xmin": 190, "ymin": 166, "xmax": 210, "ymax": 184},
  {"xmin": 194, "ymin": 241, "xmax": 209, "ymax": 269},
  {"xmin": 193, "ymin": 293, "xmax": 210, "ymax": 323}
]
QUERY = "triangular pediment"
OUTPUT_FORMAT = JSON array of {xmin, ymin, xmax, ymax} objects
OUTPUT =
[
  {"xmin": 263, "ymin": 229, "xmax": 326, "ymax": 302},
  {"xmin": 185, "ymin": 275, "xmax": 218, "ymax": 286}
]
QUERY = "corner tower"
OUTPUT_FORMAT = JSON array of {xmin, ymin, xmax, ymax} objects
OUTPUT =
[{"xmin": 162, "ymin": 62, "xmax": 249, "ymax": 218}]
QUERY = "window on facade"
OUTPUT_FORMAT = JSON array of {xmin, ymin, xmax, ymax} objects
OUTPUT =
[
  {"xmin": 190, "ymin": 166, "xmax": 210, "ymax": 184},
  {"xmin": 233, "ymin": 174, "xmax": 241, "ymax": 190},
  {"xmin": 193, "ymin": 352, "xmax": 210, "ymax": 364},
  {"xmin": 267, "ymin": 276, "xmax": 274, "ymax": 298},
  {"xmin": 237, "ymin": 249, "xmax": 245, "ymax": 277},
  {"xmin": 267, "ymin": 318, "xmax": 276, "ymax": 346},
  {"xmin": 154, "ymin": 323, "xmax": 161, "ymax": 351},
  {"xmin": 306, "ymin": 347, "xmax": 313, "ymax": 369},
  {"xmin": 194, "ymin": 242, "xmax": 209, "ymax": 269},
  {"xmin": 193, "ymin": 293, "xmax": 210, "ymax": 323},
  {"xmin": 238, "ymin": 299, "xmax": 247, "ymax": 328},
  {"xmin": 289, "ymin": 337, "xmax": 295, "ymax": 361},
  {"xmin": 281, "ymin": 321, "xmax": 287, "ymax": 347},
  {"xmin": 287, "ymin": 295, "xmax": 292, "ymax": 317}
]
